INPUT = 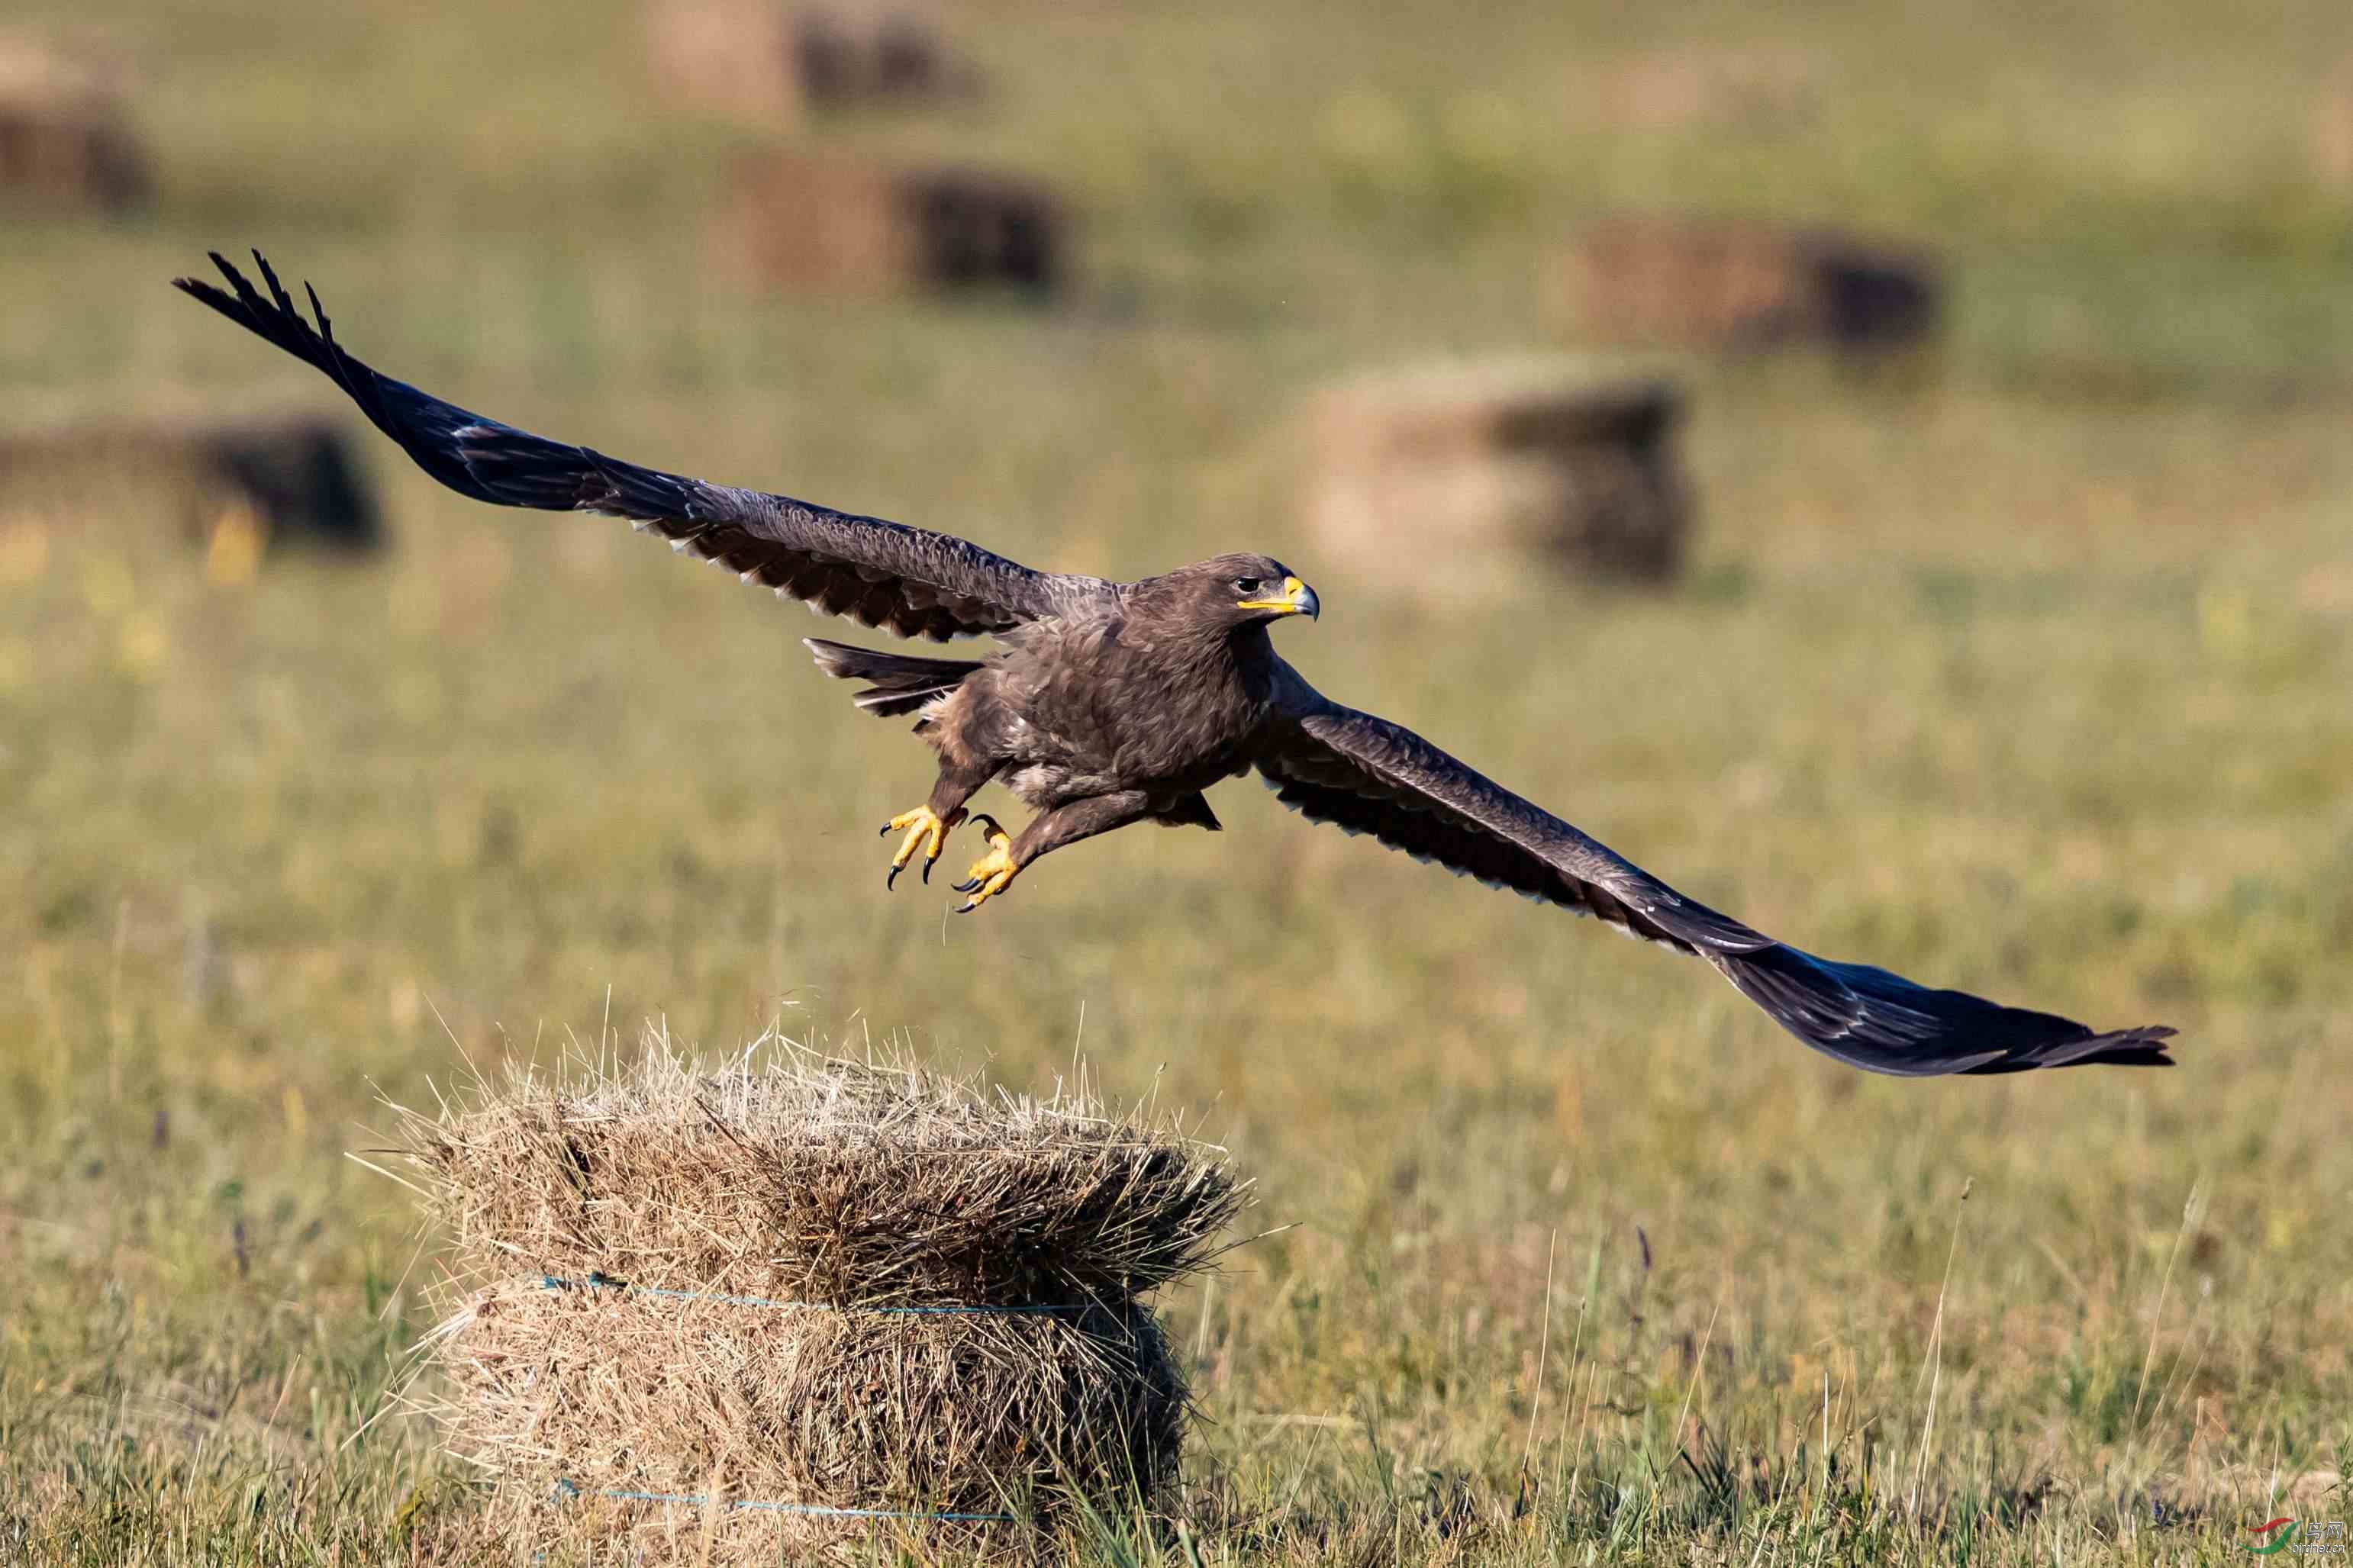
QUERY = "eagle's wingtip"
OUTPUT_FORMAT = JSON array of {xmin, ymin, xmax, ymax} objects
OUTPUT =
[{"xmin": 2074, "ymin": 1023, "xmax": 2181, "ymax": 1069}]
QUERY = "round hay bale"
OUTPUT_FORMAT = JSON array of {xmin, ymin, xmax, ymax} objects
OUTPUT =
[
  {"xmin": 1303, "ymin": 356, "xmax": 1692, "ymax": 591},
  {"xmin": 1554, "ymin": 214, "xmax": 1941, "ymax": 353},
  {"xmin": 0, "ymin": 413, "xmax": 383, "ymax": 562},
  {"xmin": 388, "ymin": 1037, "xmax": 1246, "ymax": 1554},
  {"xmin": 793, "ymin": 5, "xmax": 963, "ymax": 109},
  {"xmin": 644, "ymin": 0, "xmax": 805, "ymax": 127},
  {"xmin": 1583, "ymin": 46, "xmax": 1819, "ymax": 134},
  {"xmin": 407, "ymin": 1046, "xmax": 1238, "ymax": 1306},
  {"xmin": 0, "ymin": 31, "xmax": 152, "ymax": 214},
  {"xmin": 2316, "ymin": 61, "xmax": 2353, "ymax": 190},
  {"xmin": 643, "ymin": 0, "xmax": 974, "ymax": 127},
  {"xmin": 711, "ymin": 150, "xmax": 1066, "ymax": 298},
  {"xmin": 434, "ymin": 1279, "xmax": 1183, "ymax": 1554}
]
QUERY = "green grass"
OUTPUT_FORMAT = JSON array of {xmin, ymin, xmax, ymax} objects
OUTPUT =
[{"xmin": 5, "ymin": 0, "xmax": 2352, "ymax": 1561}]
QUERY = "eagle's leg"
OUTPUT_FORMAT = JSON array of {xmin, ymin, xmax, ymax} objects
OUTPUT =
[
  {"xmin": 952, "ymin": 791, "xmax": 1156, "ymax": 915},
  {"xmin": 879, "ymin": 757, "xmax": 994, "ymax": 890}
]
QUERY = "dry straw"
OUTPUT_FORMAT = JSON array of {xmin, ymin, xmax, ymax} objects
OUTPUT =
[{"xmin": 380, "ymin": 1029, "xmax": 1249, "ymax": 1558}]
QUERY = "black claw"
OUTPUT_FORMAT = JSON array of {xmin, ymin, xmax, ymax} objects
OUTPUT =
[
  {"xmin": 921, "ymin": 858, "xmax": 934, "ymax": 885},
  {"xmin": 950, "ymin": 878, "xmax": 979, "ymax": 893},
  {"xmin": 885, "ymin": 863, "xmax": 904, "ymax": 891},
  {"xmin": 954, "ymin": 900, "xmax": 978, "ymax": 915},
  {"xmin": 878, "ymin": 823, "xmax": 892, "ymax": 837}
]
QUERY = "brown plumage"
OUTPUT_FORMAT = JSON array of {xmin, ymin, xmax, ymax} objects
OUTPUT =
[{"xmin": 174, "ymin": 250, "xmax": 2178, "ymax": 1078}]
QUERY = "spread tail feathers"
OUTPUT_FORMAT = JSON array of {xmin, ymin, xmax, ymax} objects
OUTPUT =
[{"xmin": 804, "ymin": 638, "xmax": 982, "ymax": 717}]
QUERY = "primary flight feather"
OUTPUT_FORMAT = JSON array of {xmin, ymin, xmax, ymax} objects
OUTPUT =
[{"xmin": 175, "ymin": 250, "xmax": 2177, "ymax": 1077}]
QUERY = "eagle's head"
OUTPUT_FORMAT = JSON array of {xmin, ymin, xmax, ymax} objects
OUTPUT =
[{"xmin": 1152, "ymin": 552, "xmax": 1320, "ymax": 630}]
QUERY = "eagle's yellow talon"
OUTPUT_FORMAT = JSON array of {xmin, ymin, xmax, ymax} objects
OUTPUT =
[
  {"xmin": 882, "ymin": 804, "xmax": 962, "ymax": 890},
  {"xmin": 951, "ymin": 815, "xmax": 1019, "ymax": 913}
]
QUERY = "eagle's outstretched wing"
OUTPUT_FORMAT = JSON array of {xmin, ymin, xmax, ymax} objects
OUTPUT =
[
  {"xmin": 173, "ymin": 251, "xmax": 1106, "ymax": 641},
  {"xmin": 1255, "ymin": 700, "xmax": 2176, "ymax": 1077}
]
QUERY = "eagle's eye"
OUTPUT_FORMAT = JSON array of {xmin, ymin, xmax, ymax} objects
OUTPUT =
[{"xmin": 1232, "ymin": 576, "xmax": 1262, "ymax": 594}]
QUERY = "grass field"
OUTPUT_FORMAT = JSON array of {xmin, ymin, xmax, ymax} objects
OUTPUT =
[{"xmin": 5, "ymin": 0, "xmax": 2352, "ymax": 1561}]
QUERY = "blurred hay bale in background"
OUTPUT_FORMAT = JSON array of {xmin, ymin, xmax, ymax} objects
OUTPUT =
[
  {"xmin": 0, "ymin": 31, "xmax": 152, "ymax": 214},
  {"xmin": 1584, "ymin": 46, "xmax": 1820, "ymax": 134},
  {"xmin": 1556, "ymin": 215, "xmax": 1941, "ymax": 354},
  {"xmin": 714, "ymin": 150, "xmax": 1065, "ymax": 298},
  {"xmin": 793, "ymin": 4, "xmax": 970, "ymax": 110},
  {"xmin": 647, "ymin": 0, "xmax": 808, "ymax": 127},
  {"xmin": 646, "ymin": 0, "xmax": 972, "ymax": 127},
  {"xmin": 2316, "ymin": 62, "xmax": 2353, "ymax": 189},
  {"xmin": 1304, "ymin": 358, "xmax": 1691, "ymax": 591},
  {"xmin": 388, "ymin": 1037, "xmax": 1247, "ymax": 1557},
  {"xmin": 0, "ymin": 414, "xmax": 383, "ymax": 581}
]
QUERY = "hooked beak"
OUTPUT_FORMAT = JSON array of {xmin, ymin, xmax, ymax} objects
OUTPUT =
[{"xmin": 1237, "ymin": 575, "xmax": 1320, "ymax": 620}]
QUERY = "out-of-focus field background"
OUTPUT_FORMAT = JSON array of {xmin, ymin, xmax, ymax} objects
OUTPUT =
[{"xmin": 5, "ymin": 0, "xmax": 2352, "ymax": 1562}]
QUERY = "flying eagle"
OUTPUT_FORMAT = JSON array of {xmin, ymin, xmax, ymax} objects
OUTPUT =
[{"xmin": 175, "ymin": 251, "xmax": 2177, "ymax": 1077}]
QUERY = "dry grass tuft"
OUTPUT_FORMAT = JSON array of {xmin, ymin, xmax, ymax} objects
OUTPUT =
[{"xmin": 382, "ymin": 1032, "xmax": 1246, "ymax": 1554}]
